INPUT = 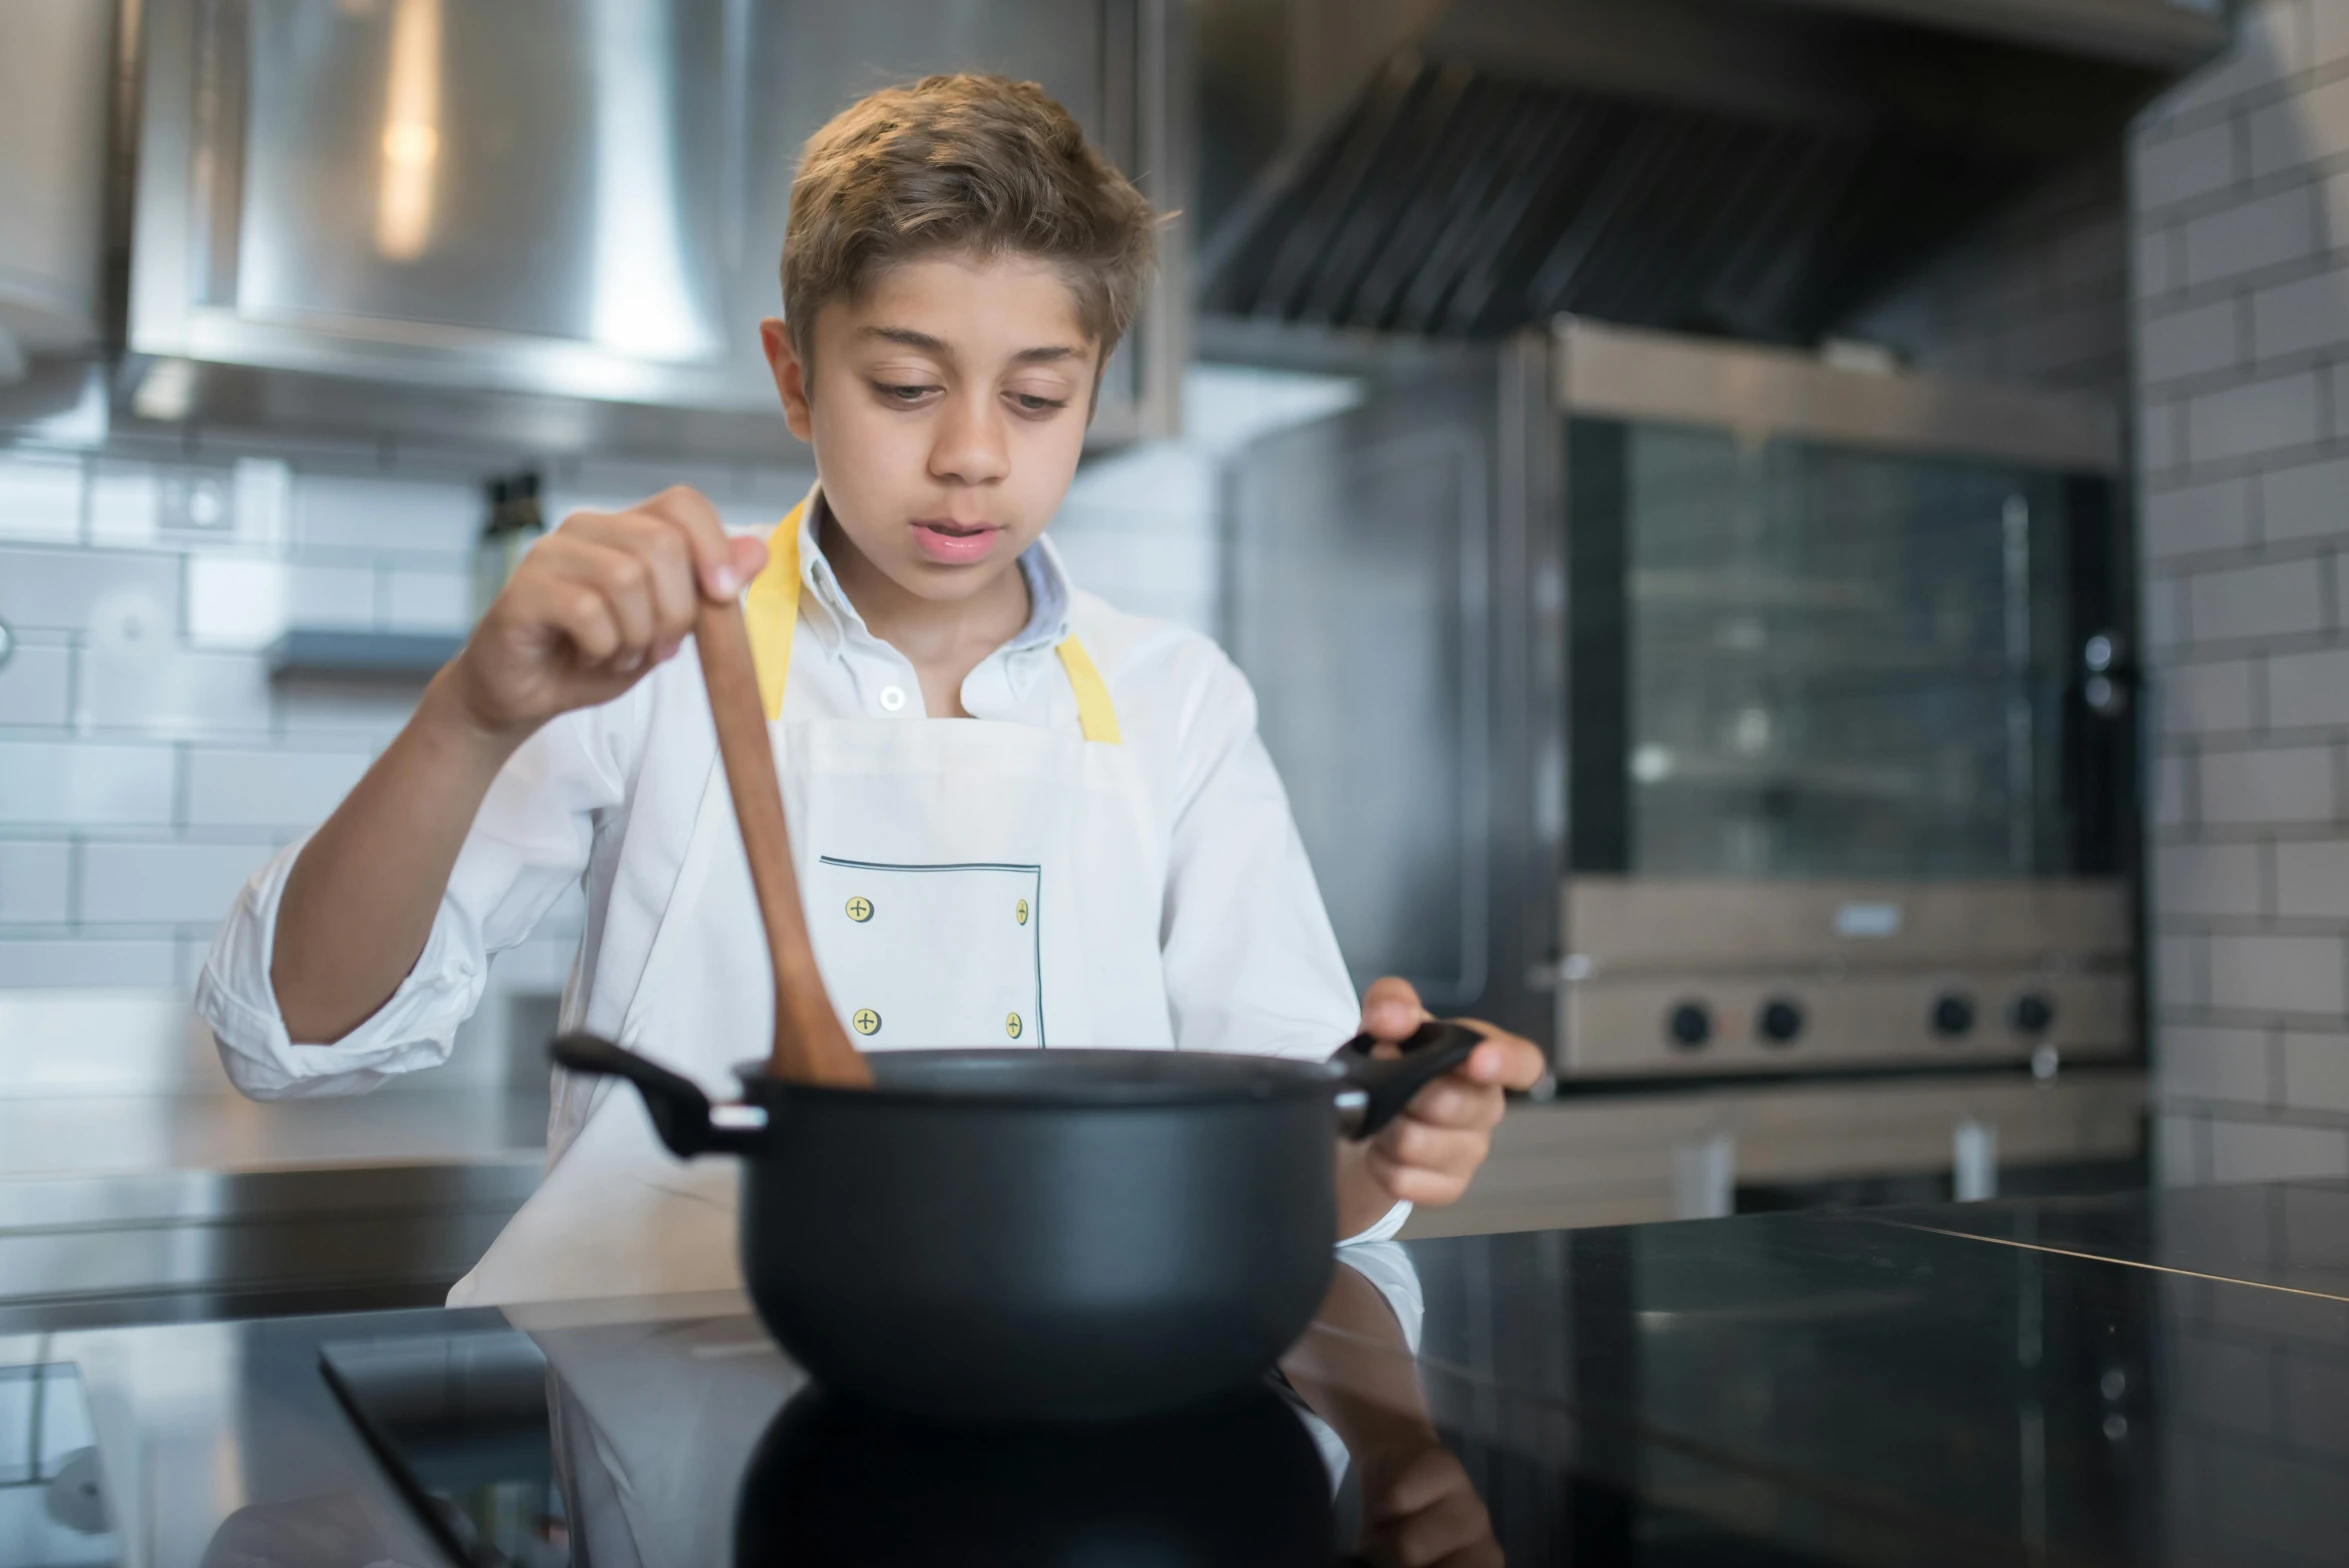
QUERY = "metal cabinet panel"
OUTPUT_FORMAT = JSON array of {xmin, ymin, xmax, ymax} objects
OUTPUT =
[
  {"xmin": 128, "ymin": 0, "xmax": 1183, "ymax": 452},
  {"xmin": 1225, "ymin": 353, "xmax": 1495, "ymax": 1010},
  {"xmin": 1562, "ymin": 969, "xmax": 2134, "ymax": 1078},
  {"xmin": 237, "ymin": 0, "xmax": 730, "ymax": 361},
  {"xmin": 1218, "ymin": 332, "xmax": 1559, "ymax": 1045},
  {"xmin": 1563, "ymin": 876, "xmax": 2133, "ymax": 969},
  {"xmin": 0, "ymin": 0, "xmax": 115, "ymax": 364}
]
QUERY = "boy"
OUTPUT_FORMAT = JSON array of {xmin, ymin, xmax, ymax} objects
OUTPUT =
[{"xmin": 198, "ymin": 74, "xmax": 1543, "ymax": 1303}]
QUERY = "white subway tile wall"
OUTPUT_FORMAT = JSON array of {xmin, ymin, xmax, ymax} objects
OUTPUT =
[
  {"xmin": 0, "ymin": 459, "xmax": 83, "ymax": 545},
  {"xmin": 0, "ymin": 939, "xmax": 178, "ymax": 990},
  {"xmin": 0, "ymin": 409, "xmax": 1244, "ymax": 1015},
  {"xmin": 2275, "ymin": 837, "xmax": 2349, "ymax": 912},
  {"xmin": 2285, "ymin": 1027, "xmax": 2349, "ymax": 1106},
  {"xmin": 2141, "ymin": 294, "xmax": 2244, "ymax": 382},
  {"xmin": 184, "ymin": 745, "xmax": 374, "ymax": 828},
  {"xmin": 2146, "ymin": 475, "xmax": 2257, "ymax": 559},
  {"xmin": 2187, "ymin": 369, "xmax": 2326, "ymax": 461},
  {"xmin": 2140, "ymin": 118, "xmax": 2242, "ymax": 207},
  {"xmin": 2163, "ymin": 1023, "xmax": 2275, "ymax": 1101},
  {"xmin": 0, "ymin": 843, "xmax": 70, "ymax": 923},
  {"xmin": 0, "ymin": 643, "xmax": 71, "ymax": 727},
  {"xmin": 2140, "ymin": 0, "xmax": 2349, "ymax": 1182},
  {"xmin": 2162, "ymin": 657, "xmax": 2258, "ymax": 732},
  {"xmin": 2186, "ymin": 184, "xmax": 2319, "ymax": 286}
]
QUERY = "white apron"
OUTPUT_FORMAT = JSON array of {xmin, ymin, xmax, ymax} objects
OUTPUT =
[{"xmin": 449, "ymin": 503, "xmax": 1169, "ymax": 1307}]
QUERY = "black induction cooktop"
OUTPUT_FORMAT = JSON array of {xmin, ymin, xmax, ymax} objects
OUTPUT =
[{"xmin": 313, "ymin": 1181, "xmax": 2349, "ymax": 1566}]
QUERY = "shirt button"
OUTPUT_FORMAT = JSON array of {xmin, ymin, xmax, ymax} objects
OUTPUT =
[{"xmin": 878, "ymin": 684, "xmax": 908, "ymax": 713}]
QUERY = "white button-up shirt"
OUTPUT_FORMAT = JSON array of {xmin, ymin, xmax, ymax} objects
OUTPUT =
[{"xmin": 197, "ymin": 502, "xmax": 1370, "ymax": 1155}]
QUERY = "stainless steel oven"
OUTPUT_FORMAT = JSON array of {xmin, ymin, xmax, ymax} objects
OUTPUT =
[
  {"xmin": 1551, "ymin": 320, "xmax": 2137, "ymax": 1083},
  {"xmin": 1222, "ymin": 318, "xmax": 2142, "ymax": 1220}
]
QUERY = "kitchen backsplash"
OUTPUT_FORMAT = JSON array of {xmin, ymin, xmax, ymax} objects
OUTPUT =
[
  {"xmin": 2134, "ymin": 0, "xmax": 2349, "ymax": 1185},
  {"xmin": 0, "ymin": 369, "xmax": 1312, "ymax": 1021}
]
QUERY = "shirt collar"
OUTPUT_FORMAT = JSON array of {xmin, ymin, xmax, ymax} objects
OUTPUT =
[
  {"xmin": 794, "ymin": 484, "xmax": 1073, "ymax": 653},
  {"xmin": 1009, "ymin": 537, "xmax": 1072, "ymax": 650}
]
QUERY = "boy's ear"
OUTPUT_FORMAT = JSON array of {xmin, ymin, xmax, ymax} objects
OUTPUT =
[{"xmin": 760, "ymin": 317, "xmax": 816, "ymax": 443}]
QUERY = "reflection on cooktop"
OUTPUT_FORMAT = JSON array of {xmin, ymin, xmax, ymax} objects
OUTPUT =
[
  {"xmin": 305, "ymin": 1185, "xmax": 2349, "ymax": 1566},
  {"xmin": 315, "ymin": 1252, "xmax": 1878, "ymax": 1566},
  {"xmin": 322, "ymin": 1326, "xmax": 1813, "ymax": 1568},
  {"xmin": 1870, "ymin": 1179, "xmax": 2349, "ymax": 1299},
  {"xmin": 1411, "ymin": 1185, "xmax": 2349, "ymax": 1565},
  {"xmin": 319, "ymin": 1332, "xmax": 566, "ymax": 1567},
  {"xmin": 736, "ymin": 1384, "xmax": 1332, "ymax": 1565}
]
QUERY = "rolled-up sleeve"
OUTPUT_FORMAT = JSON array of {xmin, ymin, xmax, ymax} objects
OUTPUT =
[{"xmin": 196, "ymin": 694, "xmax": 642, "ymax": 1099}]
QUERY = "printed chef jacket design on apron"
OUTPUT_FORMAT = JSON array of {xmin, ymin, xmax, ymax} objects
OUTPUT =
[{"xmin": 447, "ymin": 501, "xmax": 1169, "ymax": 1307}]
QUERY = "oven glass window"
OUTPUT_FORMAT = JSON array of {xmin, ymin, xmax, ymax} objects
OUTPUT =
[{"xmin": 1568, "ymin": 417, "xmax": 2125, "ymax": 880}]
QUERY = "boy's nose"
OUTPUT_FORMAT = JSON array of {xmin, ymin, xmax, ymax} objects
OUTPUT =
[{"xmin": 929, "ymin": 394, "xmax": 1010, "ymax": 486}]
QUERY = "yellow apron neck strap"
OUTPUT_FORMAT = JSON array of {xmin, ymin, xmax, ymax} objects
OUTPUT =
[
  {"xmin": 740, "ymin": 501, "xmax": 1120, "ymax": 744},
  {"xmin": 743, "ymin": 503, "xmax": 805, "ymax": 723},
  {"xmin": 1053, "ymin": 637, "xmax": 1123, "ymax": 745}
]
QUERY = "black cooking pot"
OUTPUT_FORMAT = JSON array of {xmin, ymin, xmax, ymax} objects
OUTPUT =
[{"xmin": 550, "ymin": 1023, "xmax": 1479, "ymax": 1424}]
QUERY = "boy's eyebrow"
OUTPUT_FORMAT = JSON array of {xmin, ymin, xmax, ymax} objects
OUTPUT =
[
  {"xmin": 861, "ymin": 326, "xmax": 1085, "ymax": 365},
  {"xmin": 864, "ymin": 326, "xmax": 953, "ymax": 355}
]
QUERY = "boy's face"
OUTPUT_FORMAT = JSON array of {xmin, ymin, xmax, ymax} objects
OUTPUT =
[{"xmin": 761, "ymin": 252, "xmax": 1099, "ymax": 604}]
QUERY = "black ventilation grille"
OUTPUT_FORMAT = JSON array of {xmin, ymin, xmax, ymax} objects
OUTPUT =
[{"xmin": 1199, "ymin": 54, "xmax": 2034, "ymax": 343}]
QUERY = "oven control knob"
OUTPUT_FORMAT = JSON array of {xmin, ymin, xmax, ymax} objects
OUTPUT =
[
  {"xmin": 1931, "ymin": 993, "xmax": 1976, "ymax": 1039},
  {"xmin": 2010, "ymin": 992, "xmax": 2056, "ymax": 1036},
  {"xmin": 1757, "ymin": 997, "xmax": 1804, "ymax": 1046},
  {"xmin": 1666, "ymin": 1002, "xmax": 1712, "ymax": 1049}
]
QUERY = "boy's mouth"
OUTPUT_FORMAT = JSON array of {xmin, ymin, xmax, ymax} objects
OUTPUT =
[{"xmin": 909, "ymin": 517, "xmax": 1003, "ymax": 566}]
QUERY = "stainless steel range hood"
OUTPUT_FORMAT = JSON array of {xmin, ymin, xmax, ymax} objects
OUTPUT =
[
  {"xmin": 1197, "ymin": 0, "xmax": 2225, "ymax": 341},
  {"xmin": 1784, "ymin": 0, "xmax": 2227, "ymax": 64},
  {"xmin": 123, "ymin": 0, "xmax": 1188, "ymax": 456}
]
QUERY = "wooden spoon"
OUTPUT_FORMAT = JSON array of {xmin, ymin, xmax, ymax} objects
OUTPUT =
[{"xmin": 696, "ymin": 597, "xmax": 873, "ymax": 1088}]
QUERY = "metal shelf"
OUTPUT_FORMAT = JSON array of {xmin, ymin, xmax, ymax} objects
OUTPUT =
[
  {"xmin": 1630, "ymin": 755, "xmax": 1965, "ymax": 804},
  {"xmin": 1630, "ymin": 569, "xmax": 1891, "ymax": 613},
  {"xmin": 265, "ymin": 629, "xmax": 465, "ymax": 681}
]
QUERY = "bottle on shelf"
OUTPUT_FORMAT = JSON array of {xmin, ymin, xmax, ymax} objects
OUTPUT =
[{"xmin": 471, "ymin": 470, "xmax": 546, "ymax": 621}]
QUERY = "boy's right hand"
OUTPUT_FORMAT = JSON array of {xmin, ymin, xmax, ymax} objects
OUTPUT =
[{"xmin": 443, "ymin": 486, "xmax": 769, "ymax": 740}]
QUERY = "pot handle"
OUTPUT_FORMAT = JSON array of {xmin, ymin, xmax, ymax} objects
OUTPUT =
[
  {"xmin": 550, "ymin": 1034, "xmax": 762, "ymax": 1158},
  {"xmin": 1330, "ymin": 1020, "xmax": 1486, "ymax": 1139}
]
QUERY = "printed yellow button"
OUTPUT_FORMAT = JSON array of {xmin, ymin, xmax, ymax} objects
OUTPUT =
[
  {"xmin": 852, "ymin": 1008, "xmax": 881, "ymax": 1036},
  {"xmin": 1005, "ymin": 1012, "xmax": 1023, "ymax": 1040},
  {"xmin": 1015, "ymin": 898, "xmax": 1029, "ymax": 926},
  {"xmin": 845, "ymin": 896, "xmax": 873, "ymax": 923}
]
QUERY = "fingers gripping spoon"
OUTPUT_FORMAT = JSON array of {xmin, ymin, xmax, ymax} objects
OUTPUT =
[{"xmin": 696, "ymin": 598, "xmax": 873, "ymax": 1088}]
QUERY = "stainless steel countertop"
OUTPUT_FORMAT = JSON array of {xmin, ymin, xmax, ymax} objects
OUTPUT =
[
  {"xmin": 0, "ymin": 1088, "xmax": 551, "ymax": 1332},
  {"xmin": 8, "ymin": 1306, "xmax": 495, "ymax": 1567},
  {"xmin": 6, "ymin": 1289, "xmax": 751, "ymax": 1567},
  {"xmin": 0, "ymin": 1160, "xmax": 543, "ymax": 1332},
  {"xmin": 0, "ymin": 1089, "xmax": 549, "ymax": 1180}
]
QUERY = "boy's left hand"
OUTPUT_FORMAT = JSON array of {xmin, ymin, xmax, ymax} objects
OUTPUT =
[{"xmin": 1357, "ymin": 977, "xmax": 1547, "ymax": 1207}]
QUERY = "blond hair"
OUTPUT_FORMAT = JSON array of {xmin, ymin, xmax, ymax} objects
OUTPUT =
[{"xmin": 782, "ymin": 73, "xmax": 1158, "ymax": 372}]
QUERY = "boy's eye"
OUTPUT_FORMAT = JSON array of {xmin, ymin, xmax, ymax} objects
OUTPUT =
[
  {"xmin": 1009, "ymin": 392, "xmax": 1068, "ymax": 415},
  {"xmin": 874, "ymin": 382, "xmax": 938, "ymax": 405}
]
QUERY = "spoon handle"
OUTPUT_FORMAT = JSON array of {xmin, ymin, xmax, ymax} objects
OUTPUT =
[{"xmin": 696, "ymin": 597, "xmax": 871, "ymax": 1088}]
